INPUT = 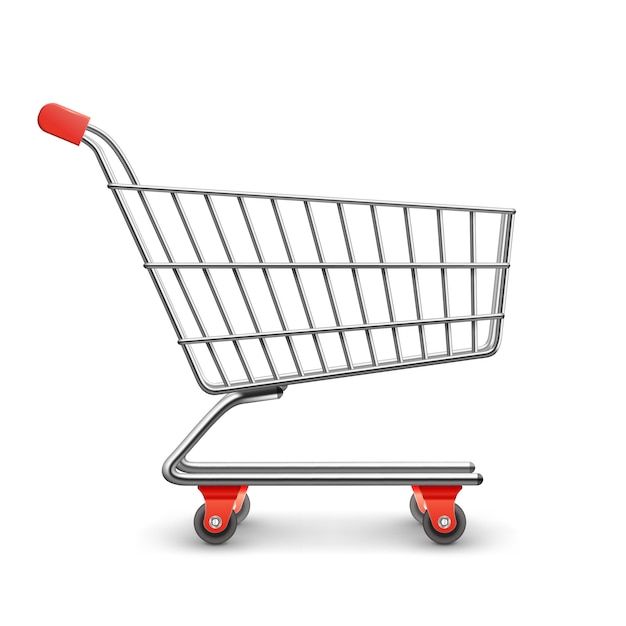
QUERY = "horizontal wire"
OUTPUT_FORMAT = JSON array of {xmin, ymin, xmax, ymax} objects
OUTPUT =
[
  {"xmin": 146, "ymin": 261, "xmax": 508, "ymax": 270},
  {"xmin": 109, "ymin": 183, "xmax": 515, "ymax": 214},
  {"xmin": 178, "ymin": 313, "xmax": 504, "ymax": 344},
  {"xmin": 189, "ymin": 344, "xmax": 500, "ymax": 391}
]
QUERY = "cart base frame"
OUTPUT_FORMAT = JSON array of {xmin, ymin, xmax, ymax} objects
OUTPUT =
[{"xmin": 162, "ymin": 387, "xmax": 482, "ymax": 544}]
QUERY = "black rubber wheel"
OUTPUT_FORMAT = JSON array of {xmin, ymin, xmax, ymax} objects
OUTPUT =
[
  {"xmin": 235, "ymin": 494, "xmax": 251, "ymax": 524},
  {"xmin": 409, "ymin": 494, "xmax": 425, "ymax": 523},
  {"xmin": 423, "ymin": 504, "xmax": 466, "ymax": 544},
  {"xmin": 193, "ymin": 505, "xmax": 238, "ymax": 544}
]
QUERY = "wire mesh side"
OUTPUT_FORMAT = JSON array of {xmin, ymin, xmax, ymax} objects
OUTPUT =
[{"xmin": 107, "ymin": 182, "xmax": 513, "ymax": 393}]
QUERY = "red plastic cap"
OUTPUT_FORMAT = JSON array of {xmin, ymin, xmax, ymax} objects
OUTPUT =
[{"xmin": 38, "ymin": 103, "xmax": 90, "ymax": 145}]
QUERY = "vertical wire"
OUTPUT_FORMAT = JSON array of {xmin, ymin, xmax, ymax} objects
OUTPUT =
[
  {"xmin": 237, "ymin": 197, "xmax": 303, "ymax": 377},
  {"xmin": 403, "ymin": 207, "xmax": 427, "ymax": 359},
  {"xmin": 337, "ymin": 203, "xmax": 378, "ymax": 366},
  {"xmin": 489, "ymin": 212, "xmax": 513, "ymax": 348},
  {"xmin": 303, "ymin": 201, "xmax": 353, "ymax": 369},
  {"xmin": 204, "ymin": 195, "xmax": 279, "ymax": 380},
  {"xmin": 496, "ymin": 213, "xmax": 513, "ymax": 313},
  {"xmin": 134, "ymin": 192, "xmax": 229, "ymax": 386},
  {"xmin": 485, "ymin": 213, "xmax": 507, "ymax": 348},
  {"xmin": 469, "ymin": 211, "xmax": 477, "ymax": 353},
  {"xmin": 436, "ymin": 209, "xmax": 452, "ymax": 356},
  {"xmin": 370, "ymin": 205, "xmax": 402, "ymax": 363},
  {"xmin": 171, "ymin": 193, "xmax": 254, "ymax": 383},
  {"xmin": 271, "ymin": 199, "xmax": 328, "ymax": 373}
]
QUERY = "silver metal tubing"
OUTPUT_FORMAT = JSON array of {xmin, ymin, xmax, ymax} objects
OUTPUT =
[
  {"xmin": 436, "ymin": 209, "xmax": 452, "ymax": 356},
  {"xmin": 484, "ymin": 213, "xmax": 513, "ymax": 350},
  {"xmin": 178, "ymin": 313, "xmax": 504, "ymax": 345},
  {"xmin": 163, "ymin": 387, "xmax": 483, "ymax": 486},
  {"xmin": 177, "ymin": 473, "xmax": 483, "ymax": 486},
  {"xmin": 404, "ymin": 207, "xmax": 427, "ymax": 359},
  {"xmin": 303, "ymin": 200, "xmax": 353, "ymax": 369},
  {"xmin": 470, "ymin": 211, "xmax": 478, "ymax": 352},
  {"xmin": 487, "ymin": 212, "xmax": 515, "ymax": 353},
  {"xmin": 163, "ymin": 387, "xmax": 282, "ymax": 485},
  {"xmin": 109, "ymin": 183, "xmax": 515, "ymax": 215},
  {"xmin": 338, "ymin": 202, "xmax": 378, "ymax": 365},
  {"xmin": 271, "ymin": 198, "xmax": 329, "ymax": 373},
  {"xmin": 144, "ymin": 262, "xmax": 509, "ymax": 269},
  {"xmin": 179, "ymin": 461, "xmax": 477, "ymax": 473},
  {"xmin": 371, "ymin": 205, "xmax": 402, "ymax": 362},
  {"xmin": 181, "ymin": 344, "xmax": 503, "ymax": 394}
]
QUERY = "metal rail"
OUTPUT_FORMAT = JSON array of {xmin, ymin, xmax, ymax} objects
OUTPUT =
[
  {"xmin": 145, "ymin": 262, "xmax": 509, "ymax": 269},
  {"xmin": 178, "ymin": 313, "xmax": 504, "ymax": 344},
  {"xmin": 163, "ymin": 388, "xmax": 483, "ymax": 486},
  {"xmin": 109, "ymin": 182, "xmax": 515, "ymax": 214}
]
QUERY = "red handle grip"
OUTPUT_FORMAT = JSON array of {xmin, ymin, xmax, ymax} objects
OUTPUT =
[{"xmin": 38, "ymin": 103, "xmax": 90, "ymax": 145}]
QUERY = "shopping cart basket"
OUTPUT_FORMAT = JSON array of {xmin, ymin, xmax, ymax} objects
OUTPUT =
[{"xmin": 38, "ymin": 103, "xmax": 514, "ymax": 544}]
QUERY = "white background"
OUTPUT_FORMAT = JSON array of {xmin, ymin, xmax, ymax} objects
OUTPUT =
[{"xmin": 1, "ymin": 1, "xmax": 624, "ymax": 624}]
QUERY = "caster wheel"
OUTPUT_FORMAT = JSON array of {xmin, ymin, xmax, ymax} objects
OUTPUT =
[
  {"xmin": 423, "ymin": 504, "xmax": 466, "ymax": 545},
  {"xmin": 235, "ymin": 494, "xmax": 251, "ymax": 524},
  {"xmin": 409, "ymin": 495, "xmax": 425, "ymax": 523},
  {"xmin": 193, "ymin": 505, "xmax": 238, "ymax": 544}
]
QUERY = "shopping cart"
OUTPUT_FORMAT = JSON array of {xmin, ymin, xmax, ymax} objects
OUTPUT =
[{"xmin": 38, "ymin": 103, "xmax": 514, "ymax": 545}]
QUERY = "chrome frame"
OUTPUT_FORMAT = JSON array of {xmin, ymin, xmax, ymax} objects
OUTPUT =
[
  {"xmin": 162, "ymin": 386, "xmax": 482, "ymax": 486},
  {"xmin": 78, "ymin": 123, "xmax": 513, "ymax": 488}
]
